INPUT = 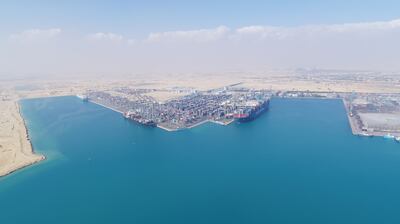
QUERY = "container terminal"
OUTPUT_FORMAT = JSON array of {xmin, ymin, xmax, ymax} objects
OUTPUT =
[
  {"xmin": 83, "ymin": 86, "xmax": 271, "ymax": 131},
  {"xmin": 79, "ymin": 86, "xmax": 400, "ymax": 139}
]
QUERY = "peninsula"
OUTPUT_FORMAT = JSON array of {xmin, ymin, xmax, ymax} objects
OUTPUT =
[{"xmin": 0, "ymin": 99, "xmax": 44, "ymax": 177}]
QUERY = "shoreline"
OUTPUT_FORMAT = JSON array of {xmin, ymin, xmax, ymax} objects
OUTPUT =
[
  {"xmin": 0, "ymin": 101, "xmax": 45, "ymax": 178},
  {"xmin": 18, "ymin": 101, "xmax": 46, "ymax": 163},
  {"xmin": 342, "ymin": 98, "xmax": 361, "ymax": 136},
  {"xmin": 156, "ymin": 124, "xmax": 181, "ymax": 132},
  {"xmin": 158, "ymin": 118, "xmax": 235, "ymax": 132},
  {"xmin": 209, "ymin": 119, "xmax": 235, "ymax": 126},
  {"xmin": 156, "ymin": 120, "xmax": 211, "ymax": 132},
  {"xmin": 187, "ymin": 119, "xmax": 211, "ymax": 129}
]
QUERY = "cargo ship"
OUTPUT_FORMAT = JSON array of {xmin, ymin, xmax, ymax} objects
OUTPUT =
[
  {"xmin": 233, "ymin": 98, "xmax": 270, "ymax": 122},
  {"xmin": 76, "ymin": 94, "xmax": 88, "ymax": 102},
  {"xmin": 123, "ymin": 111, "xmax": 157, "ymax": 127}
]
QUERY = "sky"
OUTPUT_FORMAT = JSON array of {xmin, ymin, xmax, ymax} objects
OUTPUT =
[{"xmin": 1, "ymin": 0, "xmax": 400, "ymax": 77}]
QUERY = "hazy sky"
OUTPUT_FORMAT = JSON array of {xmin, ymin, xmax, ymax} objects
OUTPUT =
[{"xmin": 1, "ymin": 0, "xmax": 400, "ymax": 77}]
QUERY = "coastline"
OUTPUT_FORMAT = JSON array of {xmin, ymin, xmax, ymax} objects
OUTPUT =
[
  {"xmin": 209, "ymin": 119, "xmax": 235, "ymax": 126},
  {"xmin": 156, "ymin": 120, "xmax": 210, "ymax": 132},
  {"xmin": 157, "ymin": 118, "xmax": 235, "ymax": 132},
  {"xmin": 17, "ymin": 101, "xmax": 46, "ymax": 166},
  {"xmin": 156, "ymin": 124, "xmax": 181, "ymax": 132},
  {"xmin": 187, "ymin": 119, "xmax": 211, "ymax": 129},
  {"xmin": 342, "ymin": 99, "xmax": 362, "ymax": 136},
  {"xmin": 0, "ymin": 101, "xmax": 45, "ymax": 178}
]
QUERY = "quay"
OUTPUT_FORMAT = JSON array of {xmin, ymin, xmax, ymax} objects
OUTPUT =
[{"xmin": 83, "ymin": 87, "xmax": 271, "ymax": 132}]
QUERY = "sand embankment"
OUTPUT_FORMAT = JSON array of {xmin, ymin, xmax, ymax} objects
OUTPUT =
[{"xmin": 0, "ymin": 100, "xmax": 45, "ymax": 177}]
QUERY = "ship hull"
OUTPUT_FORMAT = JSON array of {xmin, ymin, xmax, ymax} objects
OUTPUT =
[
  {"xmin": 123, "ymin": 113, "xmax": 157, "ymax": 127},
  {"xmin": 126, "ymin": 118, "xmax": 157, "ymax": 127},
  {"xmin": 236, "ymin": 100, "xmax": 269, "ymax": 123}
]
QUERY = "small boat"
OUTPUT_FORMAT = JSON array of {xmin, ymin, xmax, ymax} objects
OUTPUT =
[{"xmin": 383, "ymin": 134, "xmax": 395, "ymax": 139}]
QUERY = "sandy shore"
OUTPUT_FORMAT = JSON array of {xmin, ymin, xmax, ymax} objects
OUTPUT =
[{"xmin": 0, "ymin": 100, "xmax": 45, "ymax": 177}]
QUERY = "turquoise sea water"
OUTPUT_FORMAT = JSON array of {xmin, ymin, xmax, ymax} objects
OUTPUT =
[{"xmin": 1, "ymin": 96, "xmax": 400, "ymax": 224}]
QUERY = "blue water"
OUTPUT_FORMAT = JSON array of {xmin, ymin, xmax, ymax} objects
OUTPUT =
[{"xmin": 1, "ymin": 96, "xmax": 400, "ymax": 224}]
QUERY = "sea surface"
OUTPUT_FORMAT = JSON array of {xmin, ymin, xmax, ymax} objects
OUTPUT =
[{"xmin": 1, "ymin": 96, "xmax": 400, "ymax": 224}]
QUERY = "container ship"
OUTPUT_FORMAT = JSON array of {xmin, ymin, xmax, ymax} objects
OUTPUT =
[
  {"xmin": 76, "ymin": 94, "xmax": 88, "ymax": 102},
  {"xmin": 123, "ymin": 111, "xmax": 157, "ymax": 127},
  {"xmin": 233, "ymin": 98, "xmax": 270, "ymax": 122}
]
